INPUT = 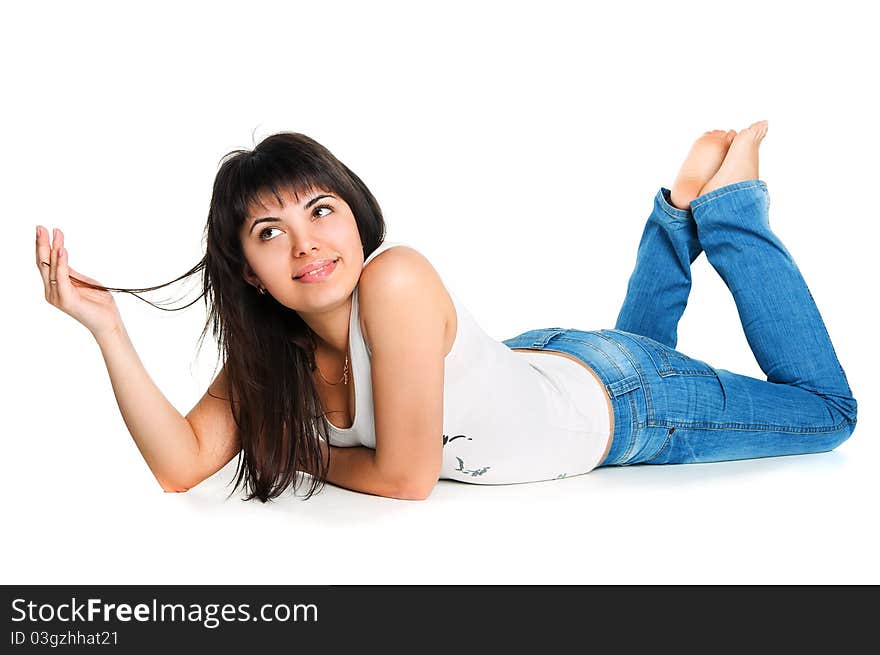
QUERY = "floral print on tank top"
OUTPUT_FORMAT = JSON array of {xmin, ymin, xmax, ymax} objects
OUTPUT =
[{"xmin": 442, "ymin": 433, "xmax": 568, "ymax": 480}]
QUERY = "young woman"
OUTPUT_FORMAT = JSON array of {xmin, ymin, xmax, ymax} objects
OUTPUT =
[{"xmin": 35, "ymin": 120, "xmax": 858, "ymax": 502}]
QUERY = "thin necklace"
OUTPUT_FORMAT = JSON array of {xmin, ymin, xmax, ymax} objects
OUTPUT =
[{"xmin": 315, "ymin": 345, "xmax": 350, "ymax": 385}]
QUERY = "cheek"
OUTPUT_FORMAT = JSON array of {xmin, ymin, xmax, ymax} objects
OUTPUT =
[
  {"xmin": 243, "ymin": 247, "xmax": 278, "ymax": 281},
  {"xmin": 326, "ymin": 217, "xmax": 358, "ymax": 242},
  {"xmin": 340, "ymin": 214, "xmax": 363, "ymax": 248}
]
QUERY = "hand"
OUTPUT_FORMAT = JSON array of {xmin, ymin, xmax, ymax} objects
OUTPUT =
[{"xmin": 36, "ymin": 226, "xmax": 123, "ymax": 340}]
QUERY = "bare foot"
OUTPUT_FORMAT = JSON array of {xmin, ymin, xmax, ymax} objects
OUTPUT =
[
  {"xmin": 697, "ymin": 120, "xmax": 769, "ymax": 197},
  {"xmin": 670, "ymin": 129, "xmax": 737, "ymax": 210}
]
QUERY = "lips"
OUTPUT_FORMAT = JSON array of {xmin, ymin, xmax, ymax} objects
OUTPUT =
[{"xmin": 294, "ymin": 258, "xmax": 339, "ymax": 279}]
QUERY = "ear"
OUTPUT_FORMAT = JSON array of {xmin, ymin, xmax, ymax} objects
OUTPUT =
[{"xmin": 242, "ymin": 261, "xmax": 261, "ymax": 290}]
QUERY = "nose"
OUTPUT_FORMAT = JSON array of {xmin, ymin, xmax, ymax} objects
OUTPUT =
[{"xmin": 290, "ymin": 231, "xmax": 320, "ymax": 258}]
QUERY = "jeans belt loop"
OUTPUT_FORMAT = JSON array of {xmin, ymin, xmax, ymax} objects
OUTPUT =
[
  {"xmin": 605, "ymin": 373, "xmax": 641, "ymax": 399},
  {"xmin": 530, "ymin": 328, "xmax": 566, "ymax": 348}
]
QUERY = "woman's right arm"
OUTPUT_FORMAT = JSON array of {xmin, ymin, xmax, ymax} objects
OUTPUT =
[{"xmin": 38, "ymin": 226, "xmax": 240, "ymax": 493}]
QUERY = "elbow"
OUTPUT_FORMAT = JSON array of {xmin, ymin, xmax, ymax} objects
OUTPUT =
[
  {"xmin": 162, "ymin": 485, "xmax": 189, "ymax": 493},
  {"xmin": 156, "ymin": 475, "xmax": 190, "ymax": 493},
  {"xmin": 373, "ymin": 456, "xmax": 438, "ymax": 500},
  {"xmin": 393, "ymin": 488, "xmax": 430, "ymax": 501},
  {"xmin": 394, "ymin": 477, "xmax": 437, "ymax": 501}
]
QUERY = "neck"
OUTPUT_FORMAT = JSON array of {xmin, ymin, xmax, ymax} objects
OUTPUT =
[{"xmin": 301, "ymin": 297, "xmax": 352, "ymax": 358}]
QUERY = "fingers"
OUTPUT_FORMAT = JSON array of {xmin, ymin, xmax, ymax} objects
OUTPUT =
[
  {"xmin": 37, "ymin": 226, "xmax": 103, "ymax": 293},
  {"xmin": 56, "ymin": 233, "xmax": 72, "ymax": 301},
  {"xmin": 49, "ymin": 229, "xmax": 60, "ymax": 303},
  {"xmin": 43, "ymin": 228, "xmax": 65, "ymax": 305},
  {"xmin": 36, "ymin": 225, "xmax": 51, "ymax": 287}
]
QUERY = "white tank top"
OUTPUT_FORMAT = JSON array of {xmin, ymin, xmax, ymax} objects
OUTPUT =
[{"xmin": 325, "ymin": 241, "xmax": 612, "ymax": 484}]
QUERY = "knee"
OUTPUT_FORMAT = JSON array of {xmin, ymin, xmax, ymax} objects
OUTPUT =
[
  {"xmin": 829, "ymin": 412, "xmax": 858, "ymax": 451},
  {"xmin": 813, "ymin": 392, "xmax": 858, "ymax": 452},
  {"xmin": 825, "ymin": 392, "xmax": 858, "ymax": 430},
  {"xmin": 841, "ymin": 395, "xmax": 858, "ymax": 429}
]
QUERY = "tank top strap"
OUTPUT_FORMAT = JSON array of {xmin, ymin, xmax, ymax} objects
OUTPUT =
[{"xmin": 364, "ymin": 240, "xmax": 407, "ymax": 266}]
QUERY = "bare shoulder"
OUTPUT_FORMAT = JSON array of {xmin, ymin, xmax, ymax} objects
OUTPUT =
[
  {"xmin": 358, "ymin": 245, "xmax": 455, "ymax": 353},
  {"xmin": 360, "ymin": 245, "xmax": 432, "ymax": 281}
]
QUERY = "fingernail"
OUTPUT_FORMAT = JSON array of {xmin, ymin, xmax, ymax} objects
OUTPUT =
[{"xmin": 36, "ymin": 226, "xmax": 40, "ymax": 238}]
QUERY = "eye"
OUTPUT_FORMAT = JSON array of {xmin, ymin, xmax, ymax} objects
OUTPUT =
[
  {"xmin": 257, "ymin": 205, "xmax": 333, "ymax": 242},
  {"xmin": 313, "ymin": 204, "xmax": 333, "ymax": 219},
  {"xmin": 258, "ymin": 227, "xmax": 281, "ymax": 241}
]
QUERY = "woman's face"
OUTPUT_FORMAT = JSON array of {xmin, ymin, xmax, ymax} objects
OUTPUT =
[{"xmin": 240, "ymin": 185, "xmax": 364, "ymax": 315}]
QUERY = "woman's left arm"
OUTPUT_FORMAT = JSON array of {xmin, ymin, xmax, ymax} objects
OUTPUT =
[
  {"xmin": 323, "ymin": 442, "xmax": 422, "ymax": 500},
  {"xmin": 307, "ymin": 246, "xmax": 448, "ymax": 501},
  {"xmin": 358, "ymin": 247, "xmax": 448, "ymax": 500}
]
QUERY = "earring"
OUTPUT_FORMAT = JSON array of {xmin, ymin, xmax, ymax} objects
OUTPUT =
[{"xmin": 258, "ymin": 286, "xmax": 266, "ymax": 295}]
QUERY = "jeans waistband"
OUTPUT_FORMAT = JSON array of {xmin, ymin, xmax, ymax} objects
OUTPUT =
[{"xmin": 502, "ymin": 328, "xmax": 647, "ymax": 466}]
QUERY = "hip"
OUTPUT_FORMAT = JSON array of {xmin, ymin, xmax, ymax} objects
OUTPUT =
[
  {"xmin": 502, "ymin": 327, "xmax": 854, "ymax": 466},
  {"xmin": 503, "ymin": 327, "xmax": 724, "ymax": 465}
]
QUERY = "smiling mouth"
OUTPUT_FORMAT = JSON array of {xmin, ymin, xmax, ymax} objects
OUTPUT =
[{"xmin": 294, "ymin": 258, "xmax": 339, "ymax": 279}]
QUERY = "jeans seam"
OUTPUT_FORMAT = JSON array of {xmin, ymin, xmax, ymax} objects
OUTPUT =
[
  {"xmin": 689, "ymin": 181, "xmax": 766, "ymax": 211},
  {"xmin": 548, "ymin": 333, "xmax": 647, "ymax": 465},
  {"xmin": 576, "ymin": 332, "xmax": 651, "ymax": 464},
  {"xmin": 590, "ymin": 332, "xmax": 654, "ymax": 426},
  {"xmin": 646, "ymin": 419, "xmax": 854, "ymax": 434},
  {"xmin": 556, "ymin": 335, "xmax": 651, "ymax": 421},
  {"xmin": 643, "ymin": 433, "xmax": 673, "ymax": 462},
  {"xmin": 658, "ymin": 210, "xmax": 692, "ymax": 227},
  {"xmin": 804, "ymin": 288, "xmax": 857, "ymax": 403},
  {"xmin": 657, "ymin": 187, "xmax": 692, "ymax": 221}
]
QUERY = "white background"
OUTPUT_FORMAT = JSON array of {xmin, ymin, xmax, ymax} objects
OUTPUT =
[{"xmin": 3, "ymin": 0, "xmax": 877, "ymax": 584}]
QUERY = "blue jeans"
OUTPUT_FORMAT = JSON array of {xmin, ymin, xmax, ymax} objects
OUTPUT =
[{"xmin": 502, "ymin": 180, "xmax": 858, "ymax": 466}]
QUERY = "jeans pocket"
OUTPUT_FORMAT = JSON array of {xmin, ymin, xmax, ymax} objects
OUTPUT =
[
  {"xmin": 624, "ymin": 331, "xmax": 728, "ymax": 412},
  {"xmin": 627, "ymin": 332, "xmax": 717, "ymax": 378}
]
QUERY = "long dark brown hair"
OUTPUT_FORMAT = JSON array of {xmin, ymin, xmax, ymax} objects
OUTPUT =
[{"xmin": 70, "ymin": 132, "xmax": 387, "ymax": 502}]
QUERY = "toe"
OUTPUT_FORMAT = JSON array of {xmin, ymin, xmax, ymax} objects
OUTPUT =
[
  {"xmin": 739, "ymin": 124, "xmax": 759, "ymax": 141},
  {"xmin": 750, "ymin": 121, "xmax": 768, "ymax": 141}
]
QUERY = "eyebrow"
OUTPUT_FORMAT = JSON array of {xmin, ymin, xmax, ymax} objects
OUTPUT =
[{"xmin": 248, "ymin": 193, "xmax": 336, "ymax": 235}]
